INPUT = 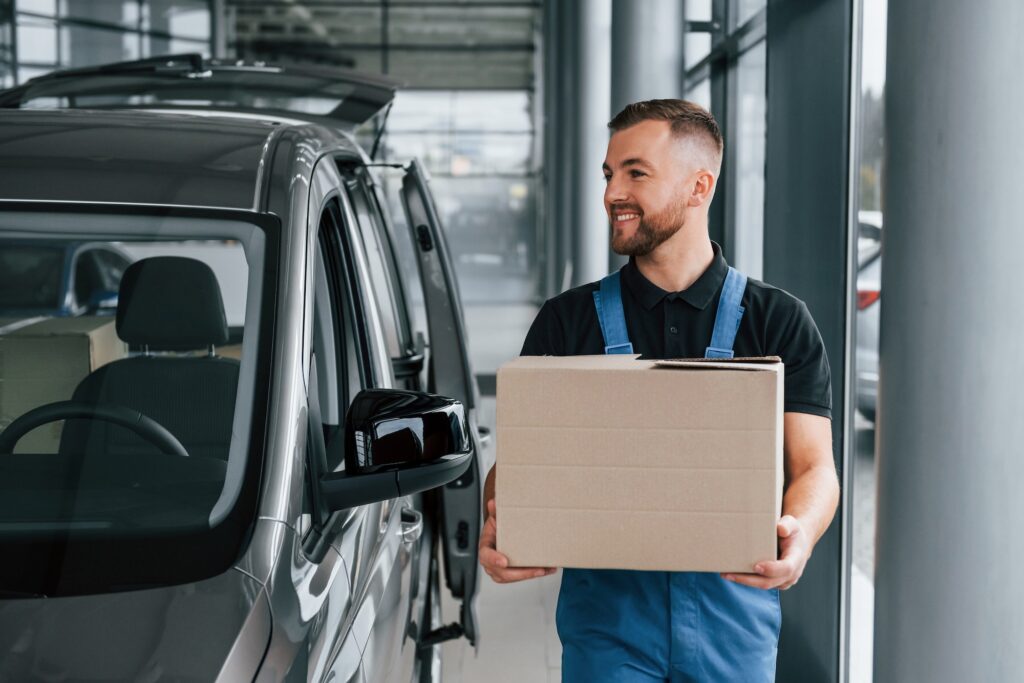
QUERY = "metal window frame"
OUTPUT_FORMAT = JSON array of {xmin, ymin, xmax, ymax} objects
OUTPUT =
[
  {"xmin": 9, "ymin": 0, "xmax": 214, "ymax": 85},
  {"xmin": 683, "ymin": 1, "xmax": 767, "ymax": 264}
]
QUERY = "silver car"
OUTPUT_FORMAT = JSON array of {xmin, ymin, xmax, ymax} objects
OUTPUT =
[
  {"xmin": 0, "ymin": 55, "xmax": 482, "ymax": 682},
  {"xmin": 856, "ymin": 210, "xmax": 882, "ymax": 422}
]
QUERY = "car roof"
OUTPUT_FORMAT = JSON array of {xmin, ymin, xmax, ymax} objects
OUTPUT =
[{"xmin": 0, "ymin": 108, "xmax": 365, "ymax": 209}]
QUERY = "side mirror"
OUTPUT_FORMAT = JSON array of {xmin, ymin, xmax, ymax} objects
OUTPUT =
[{"xmin": 318, "ymin": 389, "xmax": 473, "ymax": 511}]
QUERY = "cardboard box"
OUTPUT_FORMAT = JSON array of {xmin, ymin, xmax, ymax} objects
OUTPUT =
[
  {"xmin": 0, "ymin": 317, "xmax": 127, "ymax": 453},
  {"xmin": 495, "ymin": 354, "xmax": 784, "ymax": 573}
]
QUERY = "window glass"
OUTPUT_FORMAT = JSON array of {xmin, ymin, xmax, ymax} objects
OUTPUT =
[
  {"xmin": 0, "ymin": 212, "xmax": 271, "ymax": 597},
  {"xmin": 345, "ymin": 175, "xmax": 406, "ymax": 359},
  {"xmin": 12, "ymin": 0, "xmax": 212, "ymax": 80},
  {"xmin": 685, "ymin": 32, "xmax": 712, "ymax": 70},
  {"xmin": 730, "ymin": 0, "xmax": 765, "ymax": 30},
  {"xmin": 687, "ymin": 78, "xmax": 712, "ymax": 110},
  {"xmin": 17, "ymin": 16, "xmax": 57, "ymax": 64},
  {"xmin": 730, "ymin": 41, "xmax": 766, "ymax": 279},
  {"xmin": 850, "ymin": 0, "xmax": 888, "ymax": 678},
  {"xmin": 61, "ymin": 22, "xmax": 140, "ymax": 65},
  {"xmin": 378, "ymin": 168, "xmax": 428, "ymax": 347},
  {"xmin": 687, "ymin": 0, "xmax": 712, "ymax": 21},
  {"xmin": 61, "ymin": 0, "xmax": 138, "ymax": 29},
  {"xmin": 16, "ymin": 0, "xmax": 55, "ymax": 13},
  {"xmin": 310, "ymin": 201, "xmax": 369, "ymax": 472}
]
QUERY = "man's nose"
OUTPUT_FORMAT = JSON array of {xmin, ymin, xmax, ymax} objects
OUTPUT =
[{"xmin": 604, "ymin": 176, "xmax": 629, "ymax": 205}]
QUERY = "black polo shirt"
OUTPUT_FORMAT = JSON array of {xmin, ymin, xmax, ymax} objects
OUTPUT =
[{"xmin": 520, "ymin": 242, "xmax": 832, "ymax": 418}]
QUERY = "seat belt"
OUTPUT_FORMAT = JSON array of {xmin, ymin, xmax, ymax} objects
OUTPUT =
[{"xmin": 593, "ymin": 266, "xmax": 747, "ymax": 359}]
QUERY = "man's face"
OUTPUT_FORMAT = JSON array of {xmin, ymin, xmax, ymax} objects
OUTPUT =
[{"xmin": 603, "ymin": 119, "xmax": 697, "ymax": 257}]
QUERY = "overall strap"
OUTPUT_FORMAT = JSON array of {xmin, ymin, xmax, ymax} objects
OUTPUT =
[
  {"xmin": 705, "ymin": 267, "xmax": 748, "ymax": 359},
  {"xmin": 592, "ymin": 271, "xmax": 634, "ymax": 355}
]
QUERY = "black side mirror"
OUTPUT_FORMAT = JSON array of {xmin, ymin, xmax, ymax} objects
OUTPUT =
[{"xmin": 318, "ymin": 389, "xmax": 473, "ymax": 511}]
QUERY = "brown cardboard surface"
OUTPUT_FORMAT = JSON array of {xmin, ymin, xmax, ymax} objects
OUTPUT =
[
  {"xmin": 0, "ymin": 317, "xmax": 127, "ymax": 453},
  {"xmin": 495, "ymin": 354, "xmax": 784, "ymax": 573}
]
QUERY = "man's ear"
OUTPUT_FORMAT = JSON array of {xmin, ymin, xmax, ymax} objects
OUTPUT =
[{"xmin": 687, "ymin": 169, "xmax": 717, "ymax": 208}]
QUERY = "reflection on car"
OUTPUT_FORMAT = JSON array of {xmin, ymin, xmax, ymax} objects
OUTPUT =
[
  {"xmin": 0, "ymin": 54, "xmax": 482, "ymax": 683},
  {"xmin": 856, "ymin": 210, "xmax": 882, "ymax": 423},
  {"xmin": 0, "ymin": 240, "xmax": 130, "ymax": 318}
]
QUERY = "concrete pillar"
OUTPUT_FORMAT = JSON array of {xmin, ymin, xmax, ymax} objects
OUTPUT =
[
  {"xmin": 609, "ymin": 0, "xmax": 685, "ymax": 271},
  {"xmin": 211, "ymin": 0, "xmax": 228, "ymax": 59},
  {"xmin": 874, "ymin": 2, "xmax": 1024, "ymax": 681},
  {"xmin": 570, "ymin": 0, "xmax": 612, "ymax": 287}
]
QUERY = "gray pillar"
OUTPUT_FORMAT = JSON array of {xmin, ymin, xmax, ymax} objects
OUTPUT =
[
  {"xmin": 874, "ymin": 3, "xmax": 1024, "ymax": 681},
  {"xmin": 570, "ymin": 0, "xmax": 611, "ymax": 287},
  {"xmin": 544, "ymin": 0, "xmax": 576, "ymax": 297},
  {"xmin": 609, "ymin": 0, "xmax": 684, "ymax": 271},
  {"xmin": 764, "ymin": 0, "xmax": 853, "ymax": 680},
  {"xmin": 211, "ymin": 0, "xmax": 228, "ymax": 59}
]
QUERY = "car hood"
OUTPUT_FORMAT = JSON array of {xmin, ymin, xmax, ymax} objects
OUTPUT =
[{"xmin": 0, "ymin": 568, "xmax": 270, "ymax": 682}]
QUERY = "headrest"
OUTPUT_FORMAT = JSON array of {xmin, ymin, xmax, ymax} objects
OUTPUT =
[{"xmin": 116, "ymin": 256, "xmax": 229, "ymax": 350}]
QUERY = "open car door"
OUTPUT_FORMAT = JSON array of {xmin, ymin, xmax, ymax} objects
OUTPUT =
[{"xmin": 399, "ymin": 159, "xmax": 481, "ymax": 648}]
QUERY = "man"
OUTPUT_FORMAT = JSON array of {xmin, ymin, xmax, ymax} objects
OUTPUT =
[{"xmin": 479, "ymin": 99, "xmax": 840, "ymax": 681}]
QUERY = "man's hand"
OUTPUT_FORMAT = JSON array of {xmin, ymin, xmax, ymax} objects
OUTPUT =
[
  {"xmin": 720, "ymin": 515, "xmax": 812, "ymax": 590},
  {"xmin": 479, "ymin": 499, "xmax": 557, "ymax": 583}
]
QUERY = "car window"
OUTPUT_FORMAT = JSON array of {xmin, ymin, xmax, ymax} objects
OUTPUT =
[
  {"xmin": 310, "ymin": 199, "xmax": 370, "ymax": 473},
  {"xmin": 342, "ymin": 168, "xmax": 412, "ymax": 362},
  {"xmin": 378, "ymin": 168, "xmax": 429, "ymax": 347},
  {"xmin": 0, "ymin": 212, "xmax": 274, "ymax": 598}
]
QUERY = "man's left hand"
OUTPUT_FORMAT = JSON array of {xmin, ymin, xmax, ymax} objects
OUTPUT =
[{"xmin": 720, "ymin": 515, "xmax": 811, "ymax": 591}]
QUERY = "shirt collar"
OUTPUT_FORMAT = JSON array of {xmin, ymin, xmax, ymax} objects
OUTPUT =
[{"xmin": 621, "ymin": 241, "xmax": 730, "ymax": 311}]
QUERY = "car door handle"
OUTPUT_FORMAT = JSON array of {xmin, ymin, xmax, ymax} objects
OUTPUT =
[{"xmin": 400, "ymin": 507, "xmax": 424, "ymax": 545}]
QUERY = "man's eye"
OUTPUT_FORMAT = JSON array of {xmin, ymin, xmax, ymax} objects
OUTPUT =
[
  {"xmin": 630, "ymin": 170, "xmax": 646, "ymax": 178},
  {"xmin": 603, "ymin": 175, "xmax": 612, "ymax": 182}
]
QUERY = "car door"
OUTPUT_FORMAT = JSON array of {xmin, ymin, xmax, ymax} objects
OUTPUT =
[
  {"xmin": 313, "ymin": 167, "xmax": 422, "ymax": 683},
  {"xmin": 395, "ymin": 159, "xmax": 481, "ymax": 647}
]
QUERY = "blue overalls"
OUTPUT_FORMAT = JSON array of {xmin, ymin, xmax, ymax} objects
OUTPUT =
[{"xmin": 557, "ymin": 266, "xmax": 781, "ymax": 683}]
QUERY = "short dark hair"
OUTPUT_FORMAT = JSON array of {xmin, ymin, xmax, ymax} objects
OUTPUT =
[{"xmin": 608, "ymin": 99, "xmax": 724, "ymax": 165}]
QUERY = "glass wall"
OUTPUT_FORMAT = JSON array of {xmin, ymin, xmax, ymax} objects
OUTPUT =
[
  {"xmin": 850, "ymin": 0, "xmax": 886, "ymax": 680},
  {"xmin": 229, "ymin": 1, "xmax": 543, "ymax": 379},
  {"xmin": 380, "ymin": 90, "xmax": 540, "ymax": 307},
  {"xmin": 683, "ymin": 0, "xmax": 767, "ymax": 279},
  {"xmin": 8, "ymin": 0, "xmax": 211, "ymax": 83},
  {"xmin": 0, "ymin": 0, "xmax": 12, "ymax": 87}
]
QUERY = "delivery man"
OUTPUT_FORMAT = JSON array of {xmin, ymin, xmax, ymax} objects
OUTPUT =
[{"xmin": 479, "ymin": 99, "xmax": 840, "ymax": 682}]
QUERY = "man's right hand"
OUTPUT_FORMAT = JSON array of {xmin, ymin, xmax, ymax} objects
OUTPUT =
[{"xmin": 479, "ymin": 499, "xmax": 557, "ymax": 583}]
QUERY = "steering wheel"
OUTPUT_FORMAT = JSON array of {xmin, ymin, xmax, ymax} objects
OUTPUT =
[{"xmin": 0, "ymin": 400, "xmax": 189, "ymax": 457}]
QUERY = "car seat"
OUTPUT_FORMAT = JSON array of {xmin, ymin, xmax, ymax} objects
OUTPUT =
[{"xmin": 59, "ymin": 256, "xmax": 240, "ymax": 461}]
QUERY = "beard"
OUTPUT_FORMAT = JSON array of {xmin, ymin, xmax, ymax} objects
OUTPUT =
[{"xmin": 609, "ymin": 199, "xmax": 688, "ymax": 257}]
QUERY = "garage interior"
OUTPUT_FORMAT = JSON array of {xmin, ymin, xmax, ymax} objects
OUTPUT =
[{"xmin": 2, "ymin": 0, "xmax": 1020, "ymax": 681}]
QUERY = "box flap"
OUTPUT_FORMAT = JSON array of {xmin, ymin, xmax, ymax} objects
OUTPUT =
[{"xmin": 655, "ymin": 356, "xmax": 782, "ymax": 372}]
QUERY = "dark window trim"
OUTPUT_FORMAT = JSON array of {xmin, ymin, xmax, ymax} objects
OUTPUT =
[{"xmin": 339, "ymin": 162, "xmax": 416, "ymax": 356}]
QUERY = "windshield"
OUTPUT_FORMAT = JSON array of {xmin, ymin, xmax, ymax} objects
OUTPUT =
[{"xmin": 0, "ymin": 208, "xmax": 277, "ymax": 597}]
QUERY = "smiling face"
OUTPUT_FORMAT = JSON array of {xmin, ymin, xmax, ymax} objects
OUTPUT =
[{"xmin": 603, "ymin": 119, "xmax": 717, "ymax": 257}]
